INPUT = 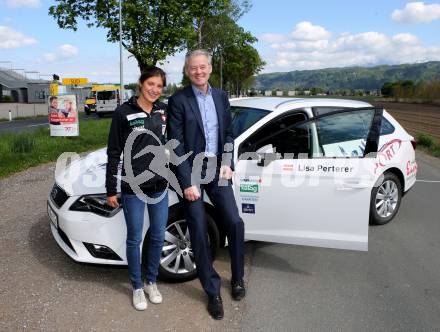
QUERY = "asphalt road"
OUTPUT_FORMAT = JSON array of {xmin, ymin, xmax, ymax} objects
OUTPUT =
[
  {"xmin": 242, "ymin": 152, "xmax": 440, "ymax": 331},
  {"xmin": 0, "ymin": 113, "xmax": 106, "ymax": 134},
  {"xmin": 0, "ymin": 151, "xmax": 439, "ymax": 331}
]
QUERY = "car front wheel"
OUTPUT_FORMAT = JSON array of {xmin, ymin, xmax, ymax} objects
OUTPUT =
[
  {"xmin": 142, "ymin": 206, "xmax": 219, "ymax": 282},
  {"xmin": 369, "ymin": 172, "xmax": 402, "ymax": 225}
]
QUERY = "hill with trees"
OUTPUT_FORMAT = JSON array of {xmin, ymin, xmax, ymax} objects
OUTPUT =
[{"xmin": 253, "ymin": 61, "xmax": 440, "ymax": 92}]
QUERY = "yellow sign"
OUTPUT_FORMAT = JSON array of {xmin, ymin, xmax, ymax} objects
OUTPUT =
[
  {"xmin": 62, "ymin": 78, "xmax": 89, "ymax": 85},
  {"xmin": 50, "ymin": 83, "xmax": 58, "ymax": 96}
]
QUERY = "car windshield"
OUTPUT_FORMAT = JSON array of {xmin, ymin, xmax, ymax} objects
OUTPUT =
[{"xmin": 231, "ymin": 106, "xmax": 270, "ymax": 138}]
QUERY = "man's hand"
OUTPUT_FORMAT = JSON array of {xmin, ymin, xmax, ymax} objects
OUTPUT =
[
  {"xmin": 184, "ymin": 186, "xmax": 201, "ymax": 201},
  {"xmin": 107, "ymin": 195, "xmax": 119, "ymax": 208},
  {"xmin": 220, "ymin": 165, "xmax": 233, "ymax": 180}
]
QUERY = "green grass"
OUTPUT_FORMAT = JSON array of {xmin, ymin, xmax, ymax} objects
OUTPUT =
[
  {"xmin": 417, "ymin": 133, "xmax": 440, "ymax": 158},
  {"xmin": 0, "ymin": 118, "xmax": 111, "ymax": 178}
]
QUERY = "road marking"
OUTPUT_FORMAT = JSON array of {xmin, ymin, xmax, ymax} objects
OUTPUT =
[
  {"xmin": 28, "ymin": 123, "xmax": 47, "ymax": 127},
  {"xmin": 416, "ymin": 180, "xmax": 440, "ymax": 183}
]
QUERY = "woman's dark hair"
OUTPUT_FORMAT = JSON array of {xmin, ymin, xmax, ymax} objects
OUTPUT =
[{"xmin": 139, "ymin": 66, "xmax": 166, "ymax": 87}]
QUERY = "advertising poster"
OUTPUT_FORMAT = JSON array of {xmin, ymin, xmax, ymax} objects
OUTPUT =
[{"xmin": 48, "ymin": 94, "xmax": 79, "ymax": 136}]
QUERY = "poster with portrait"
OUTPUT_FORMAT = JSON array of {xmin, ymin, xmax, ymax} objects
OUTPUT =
[{"xmin": 48, "ymin": 94, "xmax": 79, "ymax": 136}]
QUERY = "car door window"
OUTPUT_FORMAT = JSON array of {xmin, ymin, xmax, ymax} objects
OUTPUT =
[
  {"xmin": 238, "ymin": 112, "xmax": 308, "ymax": 157},
  {"xmin": 380, "ymin": 117, "xmax": 395, "ymax": 135},
  {"xmin": 230, "ymin": 107, "xmax": 270, "ymax": 138},
  {"xmin": 313, "ymin": 106, "xmax": 394, "ymax": 136},
  {"xmin": 297, "ymin": 109, "xmax": 379, "ymax": 158},
  {"xmin": 239, "ymin": 108, "xmax": 381, "ymax": 159}
]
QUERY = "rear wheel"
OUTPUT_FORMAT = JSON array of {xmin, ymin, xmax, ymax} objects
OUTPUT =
[
  {"xmin": 143, "ymin": 206, "xmax": 220, "ymax": 282},
  {"xmin": 369, "ymin": 172, "xmax": 402, "ymax": 225}
]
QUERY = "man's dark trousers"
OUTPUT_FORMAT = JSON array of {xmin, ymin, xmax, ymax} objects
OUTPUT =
[{"xmin": 183, "ymin": 168, "xmax": 244, "ymax": 296}]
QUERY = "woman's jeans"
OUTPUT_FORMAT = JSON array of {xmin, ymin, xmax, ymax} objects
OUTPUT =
[{"xmin": 121, "ymin": 191, "xmax": 168, "ymax": 290}]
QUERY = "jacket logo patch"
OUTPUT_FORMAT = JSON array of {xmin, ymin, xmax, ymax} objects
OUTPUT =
[
  {"xmin": 126, "ymin": 112, "xmax": 148, "ymax": 121},
  {"xmin": 161, "ymin": 115, "xmax": 167, "ymax": 122},
  {"xmin": 129, "ymin": 119, "xmax": 145, "ymax": 127},
  {"xmin": 132, "ymin": 126, "xmax": 146, "ymax": 132}
]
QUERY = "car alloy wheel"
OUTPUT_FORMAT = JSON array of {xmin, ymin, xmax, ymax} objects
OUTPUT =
[
  {"xmin": 161, "ymin": 219, "xmax": 196, "ymax": 275},
  {"xmin": 375, "ymin": 180, "xmax": 399, "ymax": 218},
  {"xmin": 149, "ymin": 206, "xmax": 220, "ymax": 282},
  {"xmin": 369, "ymin": 172, "xmax": 402, "ymax": 225}
]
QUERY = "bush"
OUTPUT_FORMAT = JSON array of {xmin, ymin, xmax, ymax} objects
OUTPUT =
[
  {"xmin": 417, "ymin": 133, "xmax": 436, "ymax": 148},
  {"xmin": 2, "ymin": 95, "xmax": 13, "ymax": 102}
]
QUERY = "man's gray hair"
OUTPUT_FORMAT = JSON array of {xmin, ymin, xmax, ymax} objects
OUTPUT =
[{"xmin": 185, "ymin": 49, "xmax": 212, "ymax": 68}]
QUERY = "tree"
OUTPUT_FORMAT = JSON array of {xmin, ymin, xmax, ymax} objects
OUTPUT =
[
  {"xmin": 182, "ymin": 5, "xmax": 264, "ymax": 94},
  {"xmin": 218, "ymin": 43, "xmax": 265, "ymax": 95},
  {"xmin": 381, "ymin": 81, "xmax": 395, "ymax": 97},
  {"xmin": 49, "ymin": 0, "xmax": 195, "ymax": 72},
  {"xmin": 187, "ymin": 0, "xmax": 251, "ymax": 49}
]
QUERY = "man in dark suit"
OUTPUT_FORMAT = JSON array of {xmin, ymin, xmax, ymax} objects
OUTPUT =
[{"xmin": 168, "ymin": 49, "xmax": 245, "ymax": 320}]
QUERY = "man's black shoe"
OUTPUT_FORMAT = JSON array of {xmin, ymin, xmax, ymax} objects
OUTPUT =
[
  {"xmin": 231, "ymin": 279, "xmax": 246, "ymax": 301},
  {"xmin": 207, "ymin": 295, "xmax": 224, "ymax": 320}
]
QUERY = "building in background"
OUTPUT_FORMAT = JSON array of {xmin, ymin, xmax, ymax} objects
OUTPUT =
[{"xmin": 0, "ymin": 68, "xmax": 50, "ymax": 103}]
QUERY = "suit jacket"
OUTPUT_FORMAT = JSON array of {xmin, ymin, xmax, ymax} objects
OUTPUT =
[{"xmin": 168, "ymin": 85, "xmax": 234, "ymax": 190}]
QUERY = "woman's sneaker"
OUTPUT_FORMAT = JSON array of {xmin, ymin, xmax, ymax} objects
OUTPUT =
[
  {"xmin": 133, "ymin": 288, "xmax": 147, "ymax": 310},
  {"xmin": 144, "ymin": 282, "xmax": 162, "ymax": 304}
]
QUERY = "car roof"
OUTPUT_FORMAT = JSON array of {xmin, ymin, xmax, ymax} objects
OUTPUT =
[{"xmin": 229, "ymin": 97, "xmax": 373, "ymax": 112}]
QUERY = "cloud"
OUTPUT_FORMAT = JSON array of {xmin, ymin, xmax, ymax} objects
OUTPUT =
[
  {"xmin": 40, "ymin": 44, "xmax": 79, "ymax": 62},
  {"xmin": 5, "ymin": 0, "xmax": 41, "ymax": 8},
  {"xmin": 260, "ymin": 23, "xmax": 440, "ymax": 72},
  {"xmin": 59, "ymin": 44, "xmax": 78, "ymax": 57},
  {"xmin": 392, "ymin": 33, "xmax": 419, "ymax": 44},
  {"xmin": 291, "ymin": 21, "xmax": 331, "ymax": 41},
  {"xmin": 0, "ymin": 25, "xmax": 36, "ymax": 49},
  {"xmin": 392, "ymin": 2, "xmax": 440, "ymax": 23}
]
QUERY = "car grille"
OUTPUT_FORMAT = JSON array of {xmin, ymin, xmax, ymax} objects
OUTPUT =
[{"xmin": 50, "ymin": 184, "xmax": 69, "ymax": 208}]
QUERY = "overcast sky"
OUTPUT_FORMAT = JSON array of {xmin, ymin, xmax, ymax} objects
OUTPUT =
[{"xmin": 1, "ymin": 0, "xmax": 440, "ymax": 84}]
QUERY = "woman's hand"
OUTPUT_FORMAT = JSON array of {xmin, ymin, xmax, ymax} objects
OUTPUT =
[{"xmin": 107, "ymin": 195, "xmax": 119, "ymax": 208}]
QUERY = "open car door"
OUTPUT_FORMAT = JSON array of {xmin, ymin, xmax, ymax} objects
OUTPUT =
[{"xmin": 233, "ymin": 107, "xmax": 383, "ymax": 251}]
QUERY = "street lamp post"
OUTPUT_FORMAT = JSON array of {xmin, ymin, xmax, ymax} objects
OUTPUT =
[{"xmin": 119, "ymin": 0, "xmax": 124, "ymax": 104}]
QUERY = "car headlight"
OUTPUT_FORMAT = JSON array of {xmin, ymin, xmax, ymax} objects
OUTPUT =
[{"xmin": 70, "ymin": 194, "xmax": 122, "ymax": 218}]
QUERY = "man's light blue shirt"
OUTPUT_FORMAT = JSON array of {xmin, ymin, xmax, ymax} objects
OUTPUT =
[{"xmin": 192, "ymin": 84, "xmax": 219, "ymax": 157}]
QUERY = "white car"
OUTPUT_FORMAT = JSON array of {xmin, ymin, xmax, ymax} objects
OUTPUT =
[{"xmin": 47, "ymin": 97, "xmax": 417, "ymax": 282}]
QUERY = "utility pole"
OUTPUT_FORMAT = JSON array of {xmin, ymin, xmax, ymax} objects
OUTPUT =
[{"xmin": 119, "ymin": 0, "xmax": 124, "ymax": 104}]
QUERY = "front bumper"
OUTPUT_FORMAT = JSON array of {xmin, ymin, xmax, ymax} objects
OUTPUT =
[{"xmin": 47, "ymin": 194, "xmax": 128, "ymax": 265}]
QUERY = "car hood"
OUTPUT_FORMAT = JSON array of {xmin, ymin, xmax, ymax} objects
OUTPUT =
[{"xmin": 55, "ymin": 147, "xmax": 120, "ymax": 197}]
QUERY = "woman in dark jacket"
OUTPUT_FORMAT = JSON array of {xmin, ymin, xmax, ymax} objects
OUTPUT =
[{"xmin": 106, "ymin": 66, "xmax": 168, "ymax": 311}]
